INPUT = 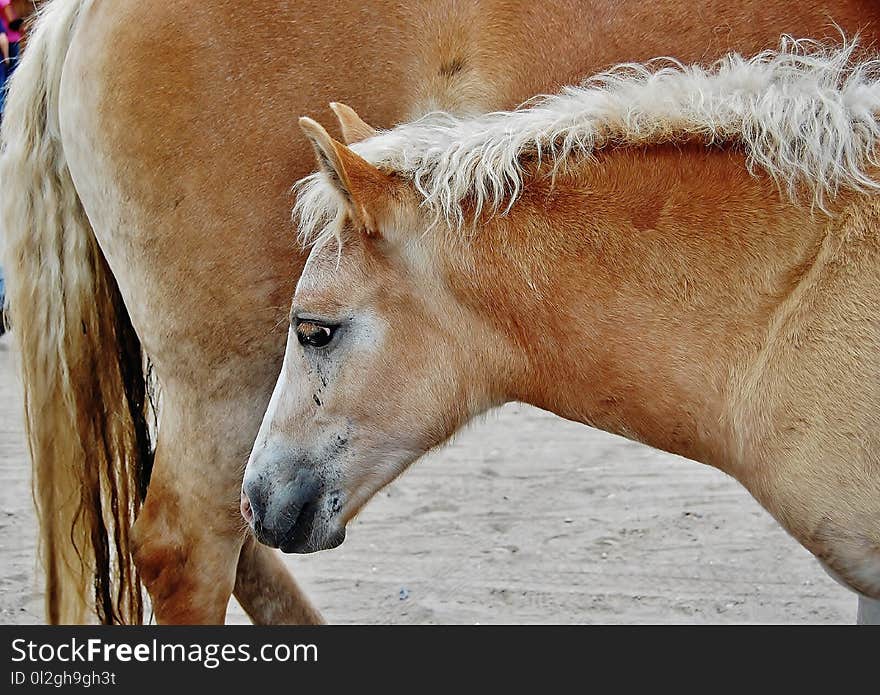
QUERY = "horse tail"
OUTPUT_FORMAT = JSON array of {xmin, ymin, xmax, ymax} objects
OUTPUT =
[{"xmin": 0, "ymin": 0, "xmax": 153, "ymax": 624}]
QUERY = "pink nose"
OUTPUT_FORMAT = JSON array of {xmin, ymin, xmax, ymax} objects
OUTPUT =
[{"xmin": 240, "ymin": 489, "xmax": 254, "ymax": 524}]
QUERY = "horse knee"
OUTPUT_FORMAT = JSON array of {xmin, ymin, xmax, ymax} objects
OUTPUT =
[
  {"xmin": 131, "ymin": 509, "xmax": 186, "ymax": 599},
  {"xmin": 131, "ymin": 494, "xmax": 240, "ymax": 623}
]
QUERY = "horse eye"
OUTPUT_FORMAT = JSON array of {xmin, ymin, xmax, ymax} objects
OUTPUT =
[{"xmin": 296, "ymin": 321, "xmax": 335, "ymax": 348}]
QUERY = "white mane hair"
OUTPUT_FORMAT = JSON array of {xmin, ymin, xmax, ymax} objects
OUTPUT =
[{"xmin": 295, "ymin": 36, "xmax": 880, "ymax": 245}]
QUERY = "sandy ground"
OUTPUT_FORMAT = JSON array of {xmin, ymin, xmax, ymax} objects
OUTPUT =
[{"xmin": 0, "ymin": 331, "xmax": 857, "ymax": 624}]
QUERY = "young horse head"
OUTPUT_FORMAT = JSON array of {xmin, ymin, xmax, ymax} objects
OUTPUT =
[{"xmin": 242, "ymin": 40, "xmax": 880, "ymax": 606}]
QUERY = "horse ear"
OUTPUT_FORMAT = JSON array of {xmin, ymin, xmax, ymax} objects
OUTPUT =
[
  {"xmin": 329, "ymin": 102, "xmax": 377, "ymax": 144},
  {"xmin": 299, "ymin": 116, "xmax": 391, "ymax": 235}
]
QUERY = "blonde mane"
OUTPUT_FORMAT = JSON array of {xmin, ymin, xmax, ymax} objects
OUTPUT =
[{"xmin": 295, "ymin": 37, "xmax": 880, "ymax": 244}]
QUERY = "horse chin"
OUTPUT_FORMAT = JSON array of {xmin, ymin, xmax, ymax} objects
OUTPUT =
[{"xmin": 279, "ymin": 525, "xmax": 347, "ymax": 554}]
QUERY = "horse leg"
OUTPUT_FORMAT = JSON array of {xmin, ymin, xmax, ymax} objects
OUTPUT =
[
  {"xmin": 135, "ymin": 468, "xmax": 325, "ymax": 624},
  {"xmin": 234, "ymin": 537, "xmax": 324, "ymax": 625},
  {"xmin": 857, "ymin": 597, "xmax": 880, "ymax": 625},
  {"xmin": 131, "ymin": 386, "xmax": 324, "ymax": 624},
  {"xmin": 130, "ymin": 395, "xmax": 243, "ymax": 623},
  {"xmin": 133, "ymin": 486, "xmax": 239, "ymax": 623}
]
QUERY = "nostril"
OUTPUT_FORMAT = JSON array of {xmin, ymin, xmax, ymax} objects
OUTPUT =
[{"xmin": 240, "ymin": 489, "xmax": 254, "ymax": 524}]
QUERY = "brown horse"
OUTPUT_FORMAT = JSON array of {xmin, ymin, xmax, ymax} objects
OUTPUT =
[
  {"xmin": 248, "ymin": 39, "xmax": 880, "ymax": 623},
  {"xmin": 2, "ymin": 0, "xmax": 880, "ymax": 624}
]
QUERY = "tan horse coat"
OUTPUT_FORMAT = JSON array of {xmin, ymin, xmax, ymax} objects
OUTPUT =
[
  {"xmin": 253, "ymin": 47, "xmax": 880, "ymax": 615},
  {"xmin": 3, "ymin": 0, "xmax": 880, "ymax": 623}
]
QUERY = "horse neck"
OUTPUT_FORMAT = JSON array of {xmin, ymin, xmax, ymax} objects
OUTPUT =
[{"xmin": 449, "ymin": 144, "xmax": 837, "ymax": 469}]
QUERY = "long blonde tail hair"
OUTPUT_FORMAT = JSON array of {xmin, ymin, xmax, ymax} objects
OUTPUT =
[{"xmin": 0, "ymin": 0, "xmax": 152, "ymax": 624}]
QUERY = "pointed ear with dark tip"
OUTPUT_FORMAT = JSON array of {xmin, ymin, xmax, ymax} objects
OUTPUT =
[
  {"xmin": 329, "ymin": 102, "xmax": 378, "ymax": 144},
  {"xmin": 299, "ymin": 116, "xmax": 392, "ymax": 235}
]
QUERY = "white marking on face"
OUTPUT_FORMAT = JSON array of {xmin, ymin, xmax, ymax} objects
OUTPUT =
[{"xmin": 250, "ymin": 326, "xmax": 300, "ymax": 454}]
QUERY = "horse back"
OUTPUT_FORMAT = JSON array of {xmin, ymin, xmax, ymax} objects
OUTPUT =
[{"xmin": 60, "ymin": 0, "xmax": 880, "ymax": 380}]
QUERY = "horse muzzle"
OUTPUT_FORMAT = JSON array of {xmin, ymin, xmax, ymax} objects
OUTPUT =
[{"xmin": 241, "ymin": 466, "xmax": 345, "ymax": 553}]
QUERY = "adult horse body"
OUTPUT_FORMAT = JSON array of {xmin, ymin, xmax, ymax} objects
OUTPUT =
[{"xmin": 3, "ymin": 0, "xmax": 879, "ymax": 624}]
